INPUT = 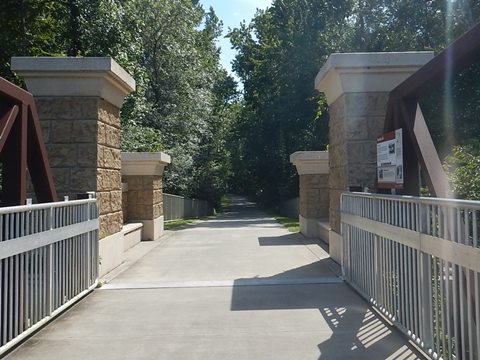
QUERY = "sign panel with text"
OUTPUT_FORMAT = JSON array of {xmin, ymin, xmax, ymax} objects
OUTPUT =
[{"xmin": 377, "ymin": 129, "xmax": 404, "ymax": 189}]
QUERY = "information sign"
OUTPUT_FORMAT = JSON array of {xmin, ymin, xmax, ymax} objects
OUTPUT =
[{"xmin": 377, "ymin": 129, "xmax": 404, "ymax": 189}]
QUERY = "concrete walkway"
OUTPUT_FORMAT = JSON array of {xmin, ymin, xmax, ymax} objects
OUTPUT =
[{"xmin": 6, "ymin": 196, "xmax": 422, "ymax": 359}]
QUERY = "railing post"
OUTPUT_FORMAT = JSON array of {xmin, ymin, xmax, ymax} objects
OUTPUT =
[
  {"xmin": 340, "ymin": 193, "xmax": 348, "ymax": 279},
  {"xmin": 46, "ymin": 205, "xmax": 54, "ymax": 315},
  {"xmin": 87, "ymin": 198, "xmax": 92, "ymax": 285},
  {"xmin": 419, "ymin": 202, "xmax": 433, "ymax": 350}
]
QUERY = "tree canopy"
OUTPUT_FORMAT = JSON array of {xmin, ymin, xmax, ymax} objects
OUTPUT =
[
  {"xmin": 0, "ymin": 0, "xmax": 237, "ymax": 206},
  {"xmin": 1, "ymin": 0, "xmax": 480, "ymax": 204},
  {"xmin": 228, "ymin": 0, "xmax": 480, "ymax": 204}
]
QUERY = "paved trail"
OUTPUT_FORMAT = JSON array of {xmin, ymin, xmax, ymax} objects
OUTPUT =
[{"xmin": 6, "ymin": 196, "xmax": 422, "ymax": 359}]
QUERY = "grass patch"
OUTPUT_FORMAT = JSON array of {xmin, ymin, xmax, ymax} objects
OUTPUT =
[
  {"xmin": 272, "ymin": 215, "xmax": 299, "ymax": 233},
  {"xmin": 164, "ymin": 219, "xmax": 197, "ymax": 230}
]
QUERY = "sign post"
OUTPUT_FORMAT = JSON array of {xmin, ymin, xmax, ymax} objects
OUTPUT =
[{"xmin": 377, "ymin": 129, "xmax": 404, "ymax": 190}]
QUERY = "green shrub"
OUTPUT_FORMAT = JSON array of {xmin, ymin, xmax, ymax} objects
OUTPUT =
[
  {"xmin": 121, "ymin": 124, "xmax": 162, "ymax": 152},
  {"xmin": 444, "ymin": 141, "xmax": 480, "ymax": 200}
]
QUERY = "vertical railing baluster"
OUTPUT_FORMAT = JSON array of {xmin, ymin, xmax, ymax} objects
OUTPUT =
[
  {"xmin": 475, "ymin": 271, "xmax": 480, "ymax": 360},
  {"xmin": 47, "ymin": 206, "xmax": 53, "ymax": 316},
  {"xmin": 412, "ymin": 247, "xmax": 418, "ymax": 341},
  {"xmin": 336, "ymin": 193, "xmax": 480, "ymax": 358},
  {"xmin": 440, "ymin": 258, "xmax": 446, "ymax": 358},
  {"xmin": 8, "ymin": 256, "xmax": 13, "ymax": 342},
  {"xmin": 3, "ymin": 257, "xmax": 8, "ymax": 345},
  {"xmin": 0, "ymin": 258, "xmax": 3, "ymax": 346},
  {"xmin": 2, "ymin": 259, "xmax": 6, "ymax": 342}
]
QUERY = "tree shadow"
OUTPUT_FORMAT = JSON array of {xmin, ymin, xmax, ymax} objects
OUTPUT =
[
  {"xmin": 230, "ymin": 260, "xmax": 422, "ymax": 359},
  {"xmin": 258, "ymin": 233, "xmax": 321, "ymax": 246},
  {"xmin": 188, "ymin": 218, "xmax": 283, "ymax": 229}
]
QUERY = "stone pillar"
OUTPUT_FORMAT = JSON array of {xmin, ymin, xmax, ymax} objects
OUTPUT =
[
  {"xmin": 314, "ymin": 52, "xmax": 433, "ymax": 264},
  {"xmin": 11, "ymin": 57, "xmax": 135, "ymax": 274},
  {"xmin": 290, "ymin": 151, "xmax": 329, "ymax": 239},
  {"xmin": 121, "ymin": 152, "xmax": 171, "ymax": 241}
]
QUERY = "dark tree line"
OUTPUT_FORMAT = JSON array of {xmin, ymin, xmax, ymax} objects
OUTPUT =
[
  {"xmin": 1, "ymin": 0, "xmax": 480, "ymax": 205},
  {"xmin": 0, "ymin": 0, "xmax": 238, "ymax": 207},
  {"xmin": 228, "ymin": 0, "xmax": 480, "ymax": 204}
]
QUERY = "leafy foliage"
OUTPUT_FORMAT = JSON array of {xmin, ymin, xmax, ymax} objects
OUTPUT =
[
  {"xmin": 228, "ymin": 0, "xmax": 480, "ymax": 204},
  {"xmin": 0, "ymin": 0, "xmax": 236, "ymax": 206},
  {"xmin": 2, "ymin": 0, "xmax": 480, "ymax": 206},
  {"xmin": 121, "ymin": 124, "xmax": 163, "ymax": 153},
  {"xmin": 444, "ymin": 141, "xmax": 480, "ymax": 200},
  {"xmin": 119, "ymin": 0, "xmax": 238, "ymax": 206},
  {"xmin": 227, "ymin": 0, "xmax": 349, "ymax": 205}
]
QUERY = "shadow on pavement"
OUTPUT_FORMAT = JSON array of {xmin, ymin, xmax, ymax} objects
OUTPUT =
[
  {"xmin": 258, "ymin": 233, "xmax": 320, "ymax": 246},
  {"xmin": 230, "ymin": 256, "xmax": 422, "ymax": 359},
  {"xmin": 179, "ymin": 196, "xmax": 285, "ymax": 229},
  {"xmin": 188, "ymin": 218, "xmax": 282, "ymax": 229}
]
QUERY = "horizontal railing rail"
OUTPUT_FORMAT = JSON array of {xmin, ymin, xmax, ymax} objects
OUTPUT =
[
  {"xmin": 163, "ymin": 194, "xmax": 214, "ymax": 221},
  {"xmin": 341, "ymin": 192, "xmax": 480, "ymax": 360},
  {"xmin": 0, "ymin": 198, "xmax": 99, "ymax": 355}
]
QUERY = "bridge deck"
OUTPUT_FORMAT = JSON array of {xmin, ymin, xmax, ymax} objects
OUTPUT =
[{"xmin": 5, "ymin": 196, "xmax": 422, "ymax": 360}]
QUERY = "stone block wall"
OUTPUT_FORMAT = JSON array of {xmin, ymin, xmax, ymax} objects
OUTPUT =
[
  {"xmin": 124, "ymin": 175, "xmax": 163, "ymax": 222},
  {"xmin": 35, "ymin": 97, "xmax": 122, "ymax": 239},
  {"xmin": 328, "ymin": 92, "xmax": 388, "ymax": 233},
  {"xmin": 299, "ymin": 174, "xmax": 329, "ymax": 219},
  {"xmin": 36, "ymin": 98, "xmax": 98, "ymax": 196},
  {"xmin": 96, "ymin": 100, "xmax": 122, "ymax": 238}
]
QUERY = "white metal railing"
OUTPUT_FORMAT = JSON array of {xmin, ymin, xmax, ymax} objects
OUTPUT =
[
  {"xmin": 341, "ymin": 192, "xmax": 480, "ymax": 360},
  {"xmin": 0, "ymin": 198, "xmax": 98, "ymax": 355},
  {"xmin": 163, "ymin": 194, "xmax": 214, "ymax": 221}
]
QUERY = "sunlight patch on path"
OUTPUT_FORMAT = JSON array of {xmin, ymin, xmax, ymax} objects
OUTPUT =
[{"xmin": 100, "ymin": 276, "xmax": 343, "ymax": 290}]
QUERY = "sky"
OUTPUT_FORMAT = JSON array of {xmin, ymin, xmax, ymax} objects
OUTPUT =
[{"xmin": 199, "ymin": 0, "xmax": 272, "ymax": 79}]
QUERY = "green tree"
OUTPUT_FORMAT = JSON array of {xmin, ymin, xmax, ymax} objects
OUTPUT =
[
  {"xmin": 228, "ymin": 0, "xmax": 351, "ymax": 205},
  {"xmin": 444, "ymin": 141, "xmax": 480, "ymax": 200},
  {"xmin": 228, "ymin": 0, "xmax": 480, "ymax": 204},
  {"xmin": 0, "ymin": 0, "xmax": 63, "ymax": 81},
  {"xmin": 1, "ymin": 0, "xmax": 234, "ymax": 205}
]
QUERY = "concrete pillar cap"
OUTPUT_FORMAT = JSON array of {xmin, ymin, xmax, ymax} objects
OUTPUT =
[
  {"xmin": 11, "ymin": 57, "xmax": 135, "ymax": 107},
  {"xmin": 121, "ymin": 152, "xmax": 171, "ymax": 176},
  {"xmin": 315, "ymin": 52, "xmax": 434, "ymax": 105},
  {"xmin": 290, "ymin": 151, "xmax": 329, "ymax": 175}
]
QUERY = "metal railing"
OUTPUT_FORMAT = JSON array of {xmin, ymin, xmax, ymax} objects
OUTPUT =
[
  {"xmin": 0, "ymin": 198, "xmax": 98, "ymax": 355},
  {"xmin": 163, "ymin": 194, "xmax": 214, "ymax": 221},
  {"xmin": 341, "ymin": 192, "xmax": 480, "ymax": 359}
]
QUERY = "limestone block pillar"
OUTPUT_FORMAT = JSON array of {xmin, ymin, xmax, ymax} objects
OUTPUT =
[
  {"xmin": 121, "ymin": 152, "xmax": 171, "ymax": 241},
  {"xmin": 315, "ymin": 52, "xmax": 433, "ymax": 264},
  {"xmin": 11, "ymin": 57, "xmax": 135, "ymax": 275},
  {"xmin": 290, "ymin": 151, "xmax": 329, "ymax": 239}
]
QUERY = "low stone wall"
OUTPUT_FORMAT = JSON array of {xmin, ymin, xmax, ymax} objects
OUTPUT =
[
  {"xmin": 291, "ymin": 151, "xmax": 329, "ymax": 239},
  {"xmin": 299, "ymin": 174, "xmax": 329, "ymax": 219},
  {"xmin": 121, "ymin": 152, "xmax": 171, "ymax": 241},
  {"xmin": 124, "ymin": 176, "xmax": 163, "ymax": 222}
]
